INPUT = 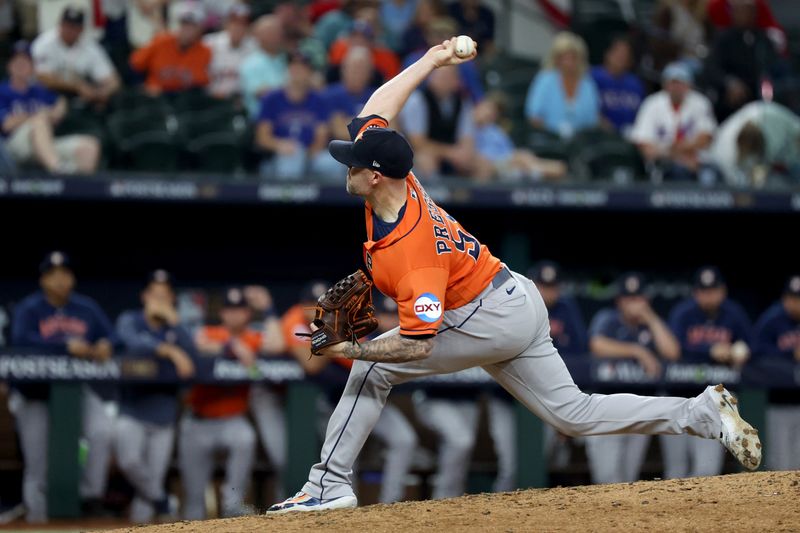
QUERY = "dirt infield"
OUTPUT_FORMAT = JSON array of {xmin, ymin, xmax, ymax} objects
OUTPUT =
[{"xmin": 108, "ymin": 471, "xmax": 799, "ymax": 533}]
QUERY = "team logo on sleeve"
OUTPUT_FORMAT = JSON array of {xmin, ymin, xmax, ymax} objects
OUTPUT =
[{"xmin": 414, "ymin": 293, "xmax": 442, "ymax": 322}]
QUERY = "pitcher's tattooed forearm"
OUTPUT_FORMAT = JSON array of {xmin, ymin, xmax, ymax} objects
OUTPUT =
[{"xmin": 342, "ymin": 335, "xmax": 434, "ymax": 363}]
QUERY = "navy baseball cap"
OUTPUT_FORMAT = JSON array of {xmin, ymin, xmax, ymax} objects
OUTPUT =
[
  {"xmin": 222, "ymin": 287, "xmax": 249, "ymax": 308},
  {"xmin": 617, "ymin": 272, "xmax": 645, "ymax": 297},
  {"xmin": 148, "ymin": 269, "xmax": 173, "ymax": 286},
  {"xmin": 693, "ymin": 266, "xmax": 725, "ymax": 289},
  {"xmin": 61, "ymin": 6, "xmax": 85, "ymax": 25},
  {"xmin": 784, "ymin": 275, "xmax": 800, "ymax": 297},
  {"xmin": 329, "ymin": 128, "xmax": 414, "ymax": 179},
  {"xmin": 39, "ymin": 251, "xmax": 71, "ymax": 274},
  {"xmin": 529, "ymin": 261, "xmax": 560, "ymax": 286}
]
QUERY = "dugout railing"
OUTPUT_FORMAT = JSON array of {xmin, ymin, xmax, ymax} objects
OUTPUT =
[{"xmin": 0, "ymin": 350, "xmax": 795, "ymax": 517}]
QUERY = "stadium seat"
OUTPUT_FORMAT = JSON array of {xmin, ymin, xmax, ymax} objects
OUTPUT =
[
  {"xmin": 172, "ymin": 89, "xmax": 237, "ymax": 117},
  {"xmin": 527, "ymin": 128, "xmax": 569, "ymax": 161},
  {"xmin": 109, "ymin": 88, "xmax": 171, "ymax": 117},
  {"xmin": 107, "ymin": 110, "xmax": 180, "ymax": 172},
  {"xmin": 177, "ymin": 109, "xmax": 248, "ymax": 173},
  {"xmin": 570, "ymin": 139, "xmax": 644, "ymax": 183}
]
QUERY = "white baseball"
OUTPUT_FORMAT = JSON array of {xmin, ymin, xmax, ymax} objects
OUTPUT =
[{"xmin": 454, "ymin": 35, "xmax": 475, "ymax": 58}]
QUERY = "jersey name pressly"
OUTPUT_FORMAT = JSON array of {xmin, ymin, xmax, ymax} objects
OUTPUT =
[{"xmin": 351, "ymin": 116, "xmax": 502, "ymax": 337}]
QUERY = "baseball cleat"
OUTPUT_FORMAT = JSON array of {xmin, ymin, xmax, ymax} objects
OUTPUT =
[
  {"xmin": 266, "ymin": 491, "xmax": 357, "ymax": 514},
  {"xmin": 711, "ymin": 384, "xmax": 761, "ymax": 470}
]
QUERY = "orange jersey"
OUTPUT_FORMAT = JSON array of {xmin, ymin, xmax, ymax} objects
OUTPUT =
[
  {"xmin": 130, "ymin": 33, "xmax": 211, "ymax": 93},
  {"xmin": 187, "ymin": 326, "xmax": 260, "ymax": 418},
  {"xmin": 355, "ymin": 116, "xmax": 503, "ymax": 336},
  {"xmin": 282, "ymin": 304, "xmax": 354, "ymax": 370}
]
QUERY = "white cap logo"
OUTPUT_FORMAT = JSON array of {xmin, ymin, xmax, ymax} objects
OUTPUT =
[
  {"xmin": 790, "ymin": 276, "xmax": 800, "ymax": 293},
  {"xmin": 625, "ymin": 277, "xmax": 640, "ymax": 293},
  {"xmin": 701, "ymin": 269, "xmax": 715, "ymax": 286}
]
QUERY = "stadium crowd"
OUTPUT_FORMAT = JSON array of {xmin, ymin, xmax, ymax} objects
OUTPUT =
[
  {"xmin": 0, "ymin": 250, "xmax": 798, "ymax": 523},
  {"xmin": 0, "ymin": 0, "xmax": 797, "ymax": 186}
]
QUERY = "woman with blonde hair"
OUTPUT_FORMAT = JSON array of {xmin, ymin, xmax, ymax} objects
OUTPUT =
[{"xmin": 525, "ymin": 31, "xmax": 599, "ymax": 138}]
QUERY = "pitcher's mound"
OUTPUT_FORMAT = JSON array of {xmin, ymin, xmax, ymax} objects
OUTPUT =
[{"xmin": 109, "ymin": 470, "xmax": 799, "ymax": 532}]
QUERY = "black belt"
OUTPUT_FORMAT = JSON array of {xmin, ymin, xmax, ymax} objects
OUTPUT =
[{"xmin": 491, "ymin": 267, "xmax": 512, "ymax": 289}]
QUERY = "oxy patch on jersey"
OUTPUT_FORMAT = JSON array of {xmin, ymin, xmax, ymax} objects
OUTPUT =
[{"xmin": 414, "ymin": 293, "xmax": 442, "ymax": 322}]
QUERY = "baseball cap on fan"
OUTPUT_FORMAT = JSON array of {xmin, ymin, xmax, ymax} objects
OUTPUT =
[
  {"xmin": 783, "ymin": 275, "xmax": 800, "ymax": 297},
  {"xmin": 328, "ymin": 128, "xmax": 414, "ymax": 179},
  {"xmin": 616, "ymin": 272, "xmax": 646, "ymax": 297},
  {"xmin": 529, "ymin": 261, "xmax": 560, "ymax": 286},
  {"xmin": 39, "ymin": 251, "xmax": 71, "ymax": 274},
  {"xmin": 222, "ymin": 287, "xmax": 249, "ymax": 308},
  {"xmin": 693, "ymin": 266, "xmax": 725, "ymax": 289}
]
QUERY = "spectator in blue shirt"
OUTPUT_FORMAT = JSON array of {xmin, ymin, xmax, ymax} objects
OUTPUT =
[
  {"xmin": 255, "ymin": 50, "xmax": 342, "ymax": 181},
  {"xmin": 240, "ymin": 15, "xmax": 288, "ymax": 119},
  {"xmin": 10, "ymin": 251, "xmax": 114, "ymax": 523},
  {"xmin": 114, "ymin": 270, "xmax": 196, "ymax": 524},
  {"xmin": 0, "ymin": 40, "xmax": 99, "ymax": 174},
  {"xmin": 473, "ymin": 92, "xmax": 566, "ymax": 182},
  {"xmin": 590, "ymin": 37, "xmax": 644, "ymax": 137},
  {"xmin": 402, "ymin": 16, "xmax": 484, "ymax": 102},
  {"xmin": 525, "ymin": 32, "xmax": 600, "ymax": 139},
  {"xmin": 585, "ymin": 272, "xmax": 680, "ymax": 485},
  {"xmin": 753, "ymin": 275, "xmax": 800, "ymax": 472},
  {"xmin": 668, "ymin": 266, "xmax": 752, "ymax": 366},
  {"xmin": 528, "ymin": 261, "xmax": 587, "ymax": 356},
  {"xmin": 325, "ymin": 46, "xmax": 377, "ymax": 141}
]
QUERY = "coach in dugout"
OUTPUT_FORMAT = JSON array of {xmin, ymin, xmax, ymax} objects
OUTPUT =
[
  {"xmin": 115, "ymin": 270, "xmax": 196, "ymax": 523},
  {"xmin": 180, "ymin": 287, "xmax": 259, "ymax": 519},
  {"xmin": 585, "ymin": 272, "xmax": 680, "ymax": 485},
  {"xmin": 754, "ymin": 275, "xmax": 800, "ymax": 471},
  {"xmin": 663, "ymin": 266, "xmax": 752, "ymax": 479},
  {"xmin": 10, "ymin": 251, "xmax": 115, "ymax": 523}
]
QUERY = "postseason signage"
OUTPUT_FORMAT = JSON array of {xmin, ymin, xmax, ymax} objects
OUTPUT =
[
  {"xmin": 1, "ymin": 176, "xmax": 799, "ymax": 213},
  {"xmin": 0, "ymin": 353, "xmax": 796, "ymax": 389}
]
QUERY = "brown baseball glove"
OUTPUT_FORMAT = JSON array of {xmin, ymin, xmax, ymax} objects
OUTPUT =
[{"xmin": 299, "ymin": 269, "xmax": 379, "ymax": 355}]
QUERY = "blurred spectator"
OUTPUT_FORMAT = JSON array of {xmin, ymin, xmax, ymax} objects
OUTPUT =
[
  {"xmin": 402, "ymin": 16, "xmax": 483, "ymax": 102},
  {"xmin": 525, "ymin": 32, "xmax": 599, "ymax": 139},
  {"xmin": 283, "ymin": 286, "xmax": 417, "ymax": 503},
  {"xmin": 585, "ymin": 272, "xmax": 680, "ymax": 485},
  {"xmin": 706, "ymin": 0, "xmax": 786, "ymax": 54},
  {"xmin": 400, "ymin": 0, "xmax": 445, "ymax": 57},
  {"xmin": 10, "ymin": 251, "xmax": 115, "ymax": 523},
  {"xmin": 669, "ymin": 266, "xmax": 752, "ymax": 366},
  {"xmin": 31, "ymin": 6, "xmax": 121, "ymax": 109},
  {"xmin": 0, "ymin": 41, "xmax": 100, "ymax": 174},
  {"xmin": 203, "ymin": 3, "xmax": 256, "ymax": 100},
  {"xmin": 273, "ymin": 2, "xmax": 329, "ymax": 70},
  {"xmin": 631, "ymin": 62, "xmax": 718, "ymax": 183},
  {"xmin": 130, "ymin": 2, "xmax": 211, "ymax": 96},
  {"xmin": 242, "ymin": 284, "xmax": 287, "ymax": 501},
  {"xmin": 328, "ymin": 17, "xmax": 401, "ymax": 84},
  {"xmin": 0, "ymin": 138, "xmax": 16, "ymax": 176},
  {"xmin": 240, "ymin": 15, "xmax": 288, "ymax": 118},
  {"xmin": 710, "ymin": 100, "xmax": 800, "ymax": 187},
  {"xmin": 754, "ymin": 275, "xmax": 800, "ymax": 472},
  {"xmin": 649, "ymin": 0, "xmax": 711, "ymax": 71},
  {"xmin": 199, "ymin": 0, "xmax": 241, "ymax": 29},
  {"xmin": 707, "ymin": 0, "xmax": 782, "ymax": 121},
  {"xmin": 447, "ymin": 0, "xmax": 494, "ymax": 54},
  {"xmin": 180, "ymin": 287, "xmax": 258, "ymax": 519},
  {"xmin": 255, "ymin": 50, "xmax": 340, "ymax": 181},
  {"xmin": 590, "ymin": 37, "xmax": 644, "ymax": 137},
  {"xmin": 127, "ymin": 0, "xmax": 169, "ymax": 50},
  {"xmin": 325, "ymin": 46, "xmax": 377, "ymax": 140},
  {"xmin": 309, "ymin": 0, "xmax": 343, "ymax": 23},
  {"xmin": 314, "ymin": 0, "xmax": 376, "ymax": 50},
  {"xmin": 662, "ymin": 266, "xmax": 750, "ymax": 479},
  {"xmin": 473, "ymin": 92, "xmax": 566, "ymax": 182},
  {"xmin": 528, "ymin": 261, "xmax": 587, "ymax": 472},
  {"xmin": 114, "ymin": 270, "xmax": 195, "ymax": 524},
  {"xmin": 399, "ymin": 65, "xmax": 485, "ymax": 178},
  {"xmin": 380, "ymin": 0, "xmax": 418, "ymax": 52},
  {"xmin": 529, "ymin": 261, "xmax": 588, "ymax": 356}
]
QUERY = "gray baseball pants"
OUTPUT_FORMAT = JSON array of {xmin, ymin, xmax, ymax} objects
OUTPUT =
[{"xmin": 302, "ymin": 269, "xmax": 724, "ymax": 501}]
